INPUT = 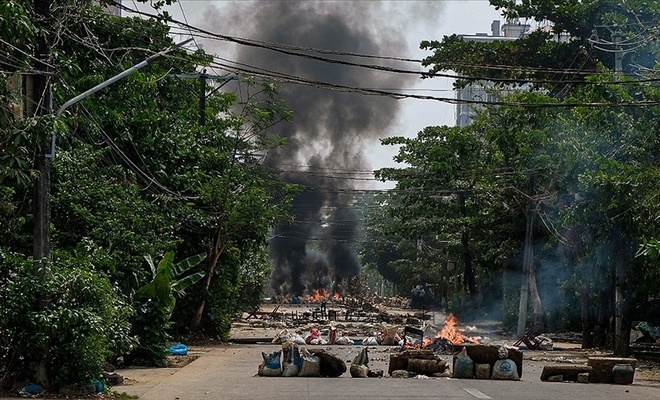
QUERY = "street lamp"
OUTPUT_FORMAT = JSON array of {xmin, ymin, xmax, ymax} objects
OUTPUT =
[{"xmin": 33, "ymin": 39, "xmax": 193, "ymax": 270}]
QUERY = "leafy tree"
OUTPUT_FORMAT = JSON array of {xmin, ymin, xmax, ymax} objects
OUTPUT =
[
  {"xmin": 0, "ymin": 0, "xmax": 40, "ymax": 251},
  {"xmin": 550, "ymin": 75, "xmax": 660, "ymax": 350},
  {"xmin": 404, "ymin": 0, "xmax": 660, "ymax": 353},
  {"xmin": 421, "ymin": 0, "xmax": 658, "ymax": 94},
  {"xmin": 359, "ymin": 193, "xmax": 403, "ymax": 292},
  {"xmin": 46, "ymin": 3, "xmax": 296, "ymax": 342},
  {"xmin": 373, "ymin": 124, "xmax": 522, "ymax": 312},
  {"xmin": 1, "ymin": 0, "xmax": 296, "ymax": 386}
]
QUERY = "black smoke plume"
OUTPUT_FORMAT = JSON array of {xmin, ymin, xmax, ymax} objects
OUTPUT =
[{"xmin": 200, "ymin": 1, "xmax": 444, "ymax": 296}]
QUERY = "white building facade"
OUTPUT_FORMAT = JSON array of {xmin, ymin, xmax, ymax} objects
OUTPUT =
[{"xmin": 455, "ymin": 20, "xmax": 530, "ymax": 127}]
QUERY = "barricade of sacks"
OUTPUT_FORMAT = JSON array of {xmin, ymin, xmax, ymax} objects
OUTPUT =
[
  {"xmin": 257, "ymin": 341, "xmax": 383, "ymax": 378},
  {"xmin": 258, "ymin": 342, "xmax": 323, "ymax": 377}
]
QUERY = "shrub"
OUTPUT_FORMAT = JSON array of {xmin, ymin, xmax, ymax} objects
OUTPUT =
[{"xmin": 0, "ymin": 249, "xmax": 135, "ymax": 389}]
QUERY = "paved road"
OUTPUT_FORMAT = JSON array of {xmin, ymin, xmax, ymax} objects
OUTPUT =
[{"xmin": 116, "ymin": 344, "xmax": 660, "ymax": 400}]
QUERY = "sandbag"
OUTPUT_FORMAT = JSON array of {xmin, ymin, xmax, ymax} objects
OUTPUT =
[
  {"xmin": 271, "ymin": 329, "xmax": 290, "ymax": 344},
  {"xmin": 307, "ymin": 337, "xmax": 328, "ymax": 345},
  {"xmin": 327, "ymin": 326, "xmax": 338, "ymax": 344},
  {"xmin": 291, "ymin": 334, "xmax": 307, "ymax": 346},
  {"xmin": 335, "ymin": 336, "xmax": 354, "ymax": 346},
  {"xmin": 363, "ymin": 336, "xmax": 379, "ymax": 346},
  {"xmin": 305, "ymin": 328, "xmax": 321, "ymax": 344},
  {"xmin": 258, "ymin": 350, "xmax": 282, "ymax": 377},
  {"xmin": 380, "ymin": 325, "xmax": 401, "ymax": 345},
  {"xmin": 453, "ymin": 347, "xmax": 474, "ymax": 378},
  {"xmin": 350, "ymin": 347, "xmax": 369, "ymax": 378},
  {"xmin": 492, "ymin": 359, "xmax": 520, "ymax": 380},
  {"xmin": 298, "ymin": 348, "xmax": 321, "ymax": 377},
  {"xmin": 282, "ymin": 342, "xmax": 302, "ymax": 377}
]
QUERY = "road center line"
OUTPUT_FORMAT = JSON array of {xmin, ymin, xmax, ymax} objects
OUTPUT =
[{"xmin": 463, "ymin": 388, "xmax": 492, "ymax": 399}]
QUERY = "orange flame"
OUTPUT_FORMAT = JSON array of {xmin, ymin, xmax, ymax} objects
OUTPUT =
[
  {"xmin": 437, "ymin": 313, "xmax": 479, "ymax": 344},
  {"xmin": 333, "ymin": 292, "xmax": 341, "ymax": 300},
  {"xmin": 307, "ymin": 289, "xmax": 329, "ymax": 302},
  {"xmin": 403, "ymin": 313, "xmax": 479, "ymax": 350}
]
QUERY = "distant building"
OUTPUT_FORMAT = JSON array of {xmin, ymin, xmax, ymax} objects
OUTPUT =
[
  {"xmin": 455, "ymin": 20, "xmax": 530, "ymax": 127},
  {"xmin": 455, "ymin": 20, "xmax": 570, "ymax": 127},
  {"xmin": 94, "ymin": 0, "xmax": 121, "ymax": 16}
]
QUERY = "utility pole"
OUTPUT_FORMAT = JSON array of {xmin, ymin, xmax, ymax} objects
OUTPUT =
[
  {"xmin": 612, "ymin": 29, "xmax": 628, "ymax": 357},
  {"xmin": 32, "ymin": 0, "xmax": 52, "ymax": 273},
  {"xmin": 29, "ymin": 0, "xmax": 53, "ymax": 385},
  {"xmin": 517, "ymin": 174, "xmax": 535, "ymax": 337},
  {"xmin": 172, "ymin": 71, "xmax": 234, "ymax": 126},
  {"xmin": 589, "ymin": 26, "xmax": 634, "ymax": 356}
]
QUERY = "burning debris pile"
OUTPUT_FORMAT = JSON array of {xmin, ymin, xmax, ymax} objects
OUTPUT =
[
  {"xmin": 399, "ymin": 314, "xmax": 480, "ymax": 354},
  {"xmin": 258, "ymin": 312, "xmax": 481, "ymax": 350}
]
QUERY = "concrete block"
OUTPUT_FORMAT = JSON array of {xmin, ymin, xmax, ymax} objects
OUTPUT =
[
  {"xmin": 540, "ymin": 365, "xmax": 592, "ymax": 381},
  {"xmin": 475, "ymin": 363, "xmax": 490, "ymax": 379},
  {"xmin": 587, "ymin": 357, "xmax": 637, "ymax": 384}
]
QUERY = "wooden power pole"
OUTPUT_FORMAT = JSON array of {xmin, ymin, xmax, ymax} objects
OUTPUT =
[{"xmin": 31, "ymin": 0, "xmax": 52, "ymax": 273}]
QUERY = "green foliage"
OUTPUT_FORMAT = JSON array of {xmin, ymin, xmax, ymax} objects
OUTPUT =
[
  {"xmin": 129, "ymin": 251, "xmax": 205, "ymax": 366},
  {"xmin": 0, "ymin": 1, "xmax": 36, "ymax": 71},
  {"xmin": 372, "ymin": 123, "xmax": 521, "ymax": 303},
  {"xmin": 395, "ymin": 0, "xmax": 660, "ymax": 337},
  {"xmin": 0, "ymin": 249, "xmax": 135, "ymax": 389},
  {"xmin": 42, "ymin": 1, "xmax": 293, "ymax": 351},
  {"xmin": 234, "ymin": 247, "xmax": 273, "ymax": 314},
  {"xmin": 51, "ymin": 144, "xmax": 179, "ymax": 292},
  {"xmin": 1, "ymin": 0, "xmax": 295, "ymax": 375},
  {"xmin": 137, "ymin": 251, "xmax": 207, "ymax": 314}
]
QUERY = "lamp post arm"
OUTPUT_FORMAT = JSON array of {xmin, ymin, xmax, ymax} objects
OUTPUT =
[{"xmin": 46, "ymin": 38, "xmax": 193, "ymax": 158}]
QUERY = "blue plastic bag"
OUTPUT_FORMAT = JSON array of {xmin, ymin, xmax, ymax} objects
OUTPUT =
[{"xmin": 169, "ymin": 343, "xmax": 188, "ymax": 356}]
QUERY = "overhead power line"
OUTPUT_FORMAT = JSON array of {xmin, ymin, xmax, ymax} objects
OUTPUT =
[
  {"xmin": 200, "ymin": 56, "xmax": 660, "ymax": 108},
  {"xmin": 120, "ymin": 2, "xmax": 660, "ymax": 89}
]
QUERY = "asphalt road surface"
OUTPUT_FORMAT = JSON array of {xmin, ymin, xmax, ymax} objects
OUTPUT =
[{"xmin": 115, "ymin": 344, "xmax": 660, "ymax": 400}]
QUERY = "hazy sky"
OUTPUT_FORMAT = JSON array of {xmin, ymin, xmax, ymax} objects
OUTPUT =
[{"xmin": 128, "ymin": 0, "xmax": 503, "ymax": 174}]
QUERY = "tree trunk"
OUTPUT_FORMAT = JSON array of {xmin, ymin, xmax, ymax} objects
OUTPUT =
[
  {"xmin": 614, "ymin": 296, "xmax": 632, "ymax": 356},
  {"xmin": 189, "ymin": 232, "xmax": 227, "ymax": 330},
  {"xmin": 594, "ymin": 289, "xmax": 609, "ymax": 347},
  {"xmin": 580, "ymin": 287, "xmax": 593, "ymax": 349},
  {"xmin": 528, "ymin": 260, "xmax": 546, "ymax": 332},
  {"xmin": 458, "ymin": 194, "xmax": 477, "ymax": 297},
  {"xmin": 613, "ymin": 231, "xmax": 634, "ymax": 357},
  {"xmin": 614, "ymin": 260, "xmax": 633, "ymax": 356},
  {"xmin": 516, "ymin": 188, "xmax": 535, "ymax": 337}
]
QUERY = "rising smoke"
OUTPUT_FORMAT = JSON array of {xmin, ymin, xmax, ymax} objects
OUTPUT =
[{"xmin": 200, "ymin": 1, "xmax": 444, "ymax": 296}]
